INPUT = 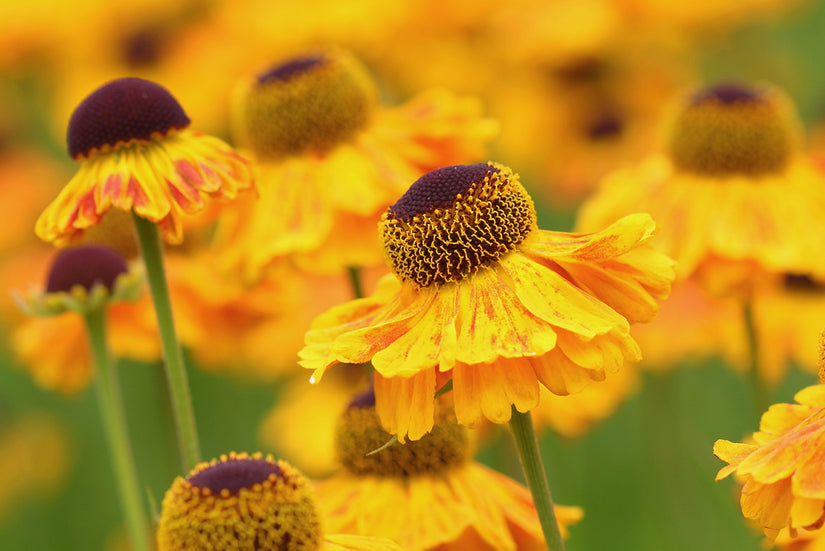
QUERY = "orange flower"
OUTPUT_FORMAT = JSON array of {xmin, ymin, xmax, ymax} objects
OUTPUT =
[
  {"xmin": 36, "ymin": 77, "xmax": 254, "ymax": 246},
  {"xmin": 714, "ymin": 384, "xmax": 825, "ymax": 539},
  {"xmin": 301, "ymin": 162, "xmax": 675, "ymax": 440},
  {"xmin": 577, "ymin": 81, "xmax": 825, "ymax": 295}
]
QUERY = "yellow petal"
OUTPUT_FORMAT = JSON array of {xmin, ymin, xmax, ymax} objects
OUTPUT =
[{"xmin": 455, "ymin": 269, "xmax": 558, "ymax": 366}]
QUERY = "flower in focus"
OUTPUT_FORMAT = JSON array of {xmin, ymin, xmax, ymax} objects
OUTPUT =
[
  {"xmin": 577, "ymin": 81, "xmax": 825, "ymax": 295},
  {"xmin": 315, "ymin": 389, "xmax": 583, "ymax": 550},
  {"xmin": 300, "ymin": 162, "xmax": 675, "ymax": 440},
  {"xmin": 714, "ymin": 384, "xmax": 825, "ymax": 540},
  {"xmin": 156, "ymin": 451, "xmax": 403, "ymax": 550},
  {"xmin": 35, "ymin": 77, "xmax": 255, "ymax": 246},
  {"xmin": 11, "ymin": 245, "xmax": 158, "ymax": 393},
  {"xmin": 215, "ymin": 49, "xmax": 497, "ymax": 280}
]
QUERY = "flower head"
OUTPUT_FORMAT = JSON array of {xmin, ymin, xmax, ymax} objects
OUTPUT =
[
  {"xmin": 36, "ymin": 77, "xmax": 254, "ymax": 246},
  {"xmin": 714, "ymin": 384, "xmax": 825, "ymax": 540},
  {"xmin": 216, "ymin": 50, "xmax": 497, "ymax": 280},
  {"xmin": 667, "ymin": 82, "xmax": 798, "ymax": 177},
  {"xmin": 11, "ymin": 245, "xmax": 154, "ymax": 394},
  {"xmin": 15, "ymin": 245, "xmax": 143, "ymax": 317},
  {"xmin": 157, "ymin": 452, "xmax": 402, "ymax": 551},
  {"xmin": 234, "ymin": 50, "xmax": 376, "ymax": 159},
  {"xmin": 577, "ymin": 80, "xmax": 825, "ymax": 293},
  {"xmin": 315, "ymin": 388, "xmax": 583, "ymax": 550},
  {"xmin": 301, "ymin": 162, "xmax": 675, "ymax": 440},
  {"xmin": 381, "ymin": 163, "xmax": 535, "ymax": 287}
]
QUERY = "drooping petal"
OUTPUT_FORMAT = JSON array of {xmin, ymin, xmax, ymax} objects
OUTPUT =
[{"xmin": 374, "ymin": 370, "xmax": 437, "ymax": 442}]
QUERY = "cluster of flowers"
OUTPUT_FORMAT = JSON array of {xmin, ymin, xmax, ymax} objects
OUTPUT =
[{"xmin": 5, "ymin": 0, "xmax": 825, "ymax": 550}]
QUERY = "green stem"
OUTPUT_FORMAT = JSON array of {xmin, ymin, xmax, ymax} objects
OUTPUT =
[
  {"xmin": 509, "ymin": 408, "xmax": 566, "ymax": 551},
  {"xmin": 132, "ymin": 213, "xmax": 200, "ymax": 471},
  {"xmin": 743, "ymin": 300, "xmax": 768, "ymax": 420},
  {"xmin": 347, "ymin": 265, "xmax": 364, "ymax": 299},
  {"xmin": 83, "ymin": 308, "xmax": 151, "ymax": 551}
]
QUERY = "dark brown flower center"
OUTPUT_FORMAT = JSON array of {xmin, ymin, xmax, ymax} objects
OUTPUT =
[
  {"xmin": 667, "ymin": 81, "xmax": 798, "ymax": 177},
  {"xmin": 67, "ymin": 77, "xmax": 190, "ymax": 160},
  {"xmin": 381, "ymin": 162, "xmax": 536, "ymax": 287},
  {"xmin": 187, "ymin": 458, "xmax": 283, "ymax": 495},
  {"xmin": 45, "ymin": 245, "xmax": 128, "ymax": 294}
]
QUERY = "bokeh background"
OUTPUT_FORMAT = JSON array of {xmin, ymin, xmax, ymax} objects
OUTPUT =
[{"xmin": 2, "ymin": 0, "xmax": 825, "ymax": 549}]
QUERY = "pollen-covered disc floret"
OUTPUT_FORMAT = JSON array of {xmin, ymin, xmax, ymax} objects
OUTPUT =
[
  {"xmin": 156, "ymin": 452, "xmax": 322, "ymax": 551},
  {"xmin": 67, "ymin": 77, "xmax": 191, "ymax": 160},
  {"xmin": 235, "ymin": 50, "xmax": 377, "ymax": 159},
  {"xmin": 334, "ymin": 388, "xmax": 471, "ymax": 477},
  {"xmin": 667, "ymin": 82, "xmax": 800, "ymax": 176},
  {"xmin": 381, "ymin": 162, "xmax": 537, "ymax": 287}
]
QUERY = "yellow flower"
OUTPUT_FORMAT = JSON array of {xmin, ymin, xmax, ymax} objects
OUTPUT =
[
  {"xmin": 36, "ymin": 77, "xmax": 254, "ymax": 246},
  {"xmin": 156, "ymin": 451, "xmax": 403, "ymax": 551},
  {"xmin": 300, "ymin": 162, "xmax": 675, "ymax": 440},
  {"xmin": 315, "ymin": 390, "xmax": 583, "ymax": 550},
  {"xmin": 577, "ymin": 81, "xmax": 825, "ymax": 295},
  {"xmin": 215, "ymin": 49, "xmax": 497, "ymax": 280},
  {"xmin": 714, "ymin": 384, "xmax": 825, "ymax": 540}
]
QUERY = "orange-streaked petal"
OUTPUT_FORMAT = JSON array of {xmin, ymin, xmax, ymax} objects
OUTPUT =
[
  {"xmin": 454, "ymin": 269, "xmax": 558, "ymax": 365},
  {"xmin": 452, "ymin": 358, "xmax": 540, "ymax": 427},
  {"xmin": 374, "ymin": 370, "xmax": 437, "ymax": 442}
]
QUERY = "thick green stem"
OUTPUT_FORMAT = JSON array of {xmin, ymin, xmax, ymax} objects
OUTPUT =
[
  {"xmin": 509, "ymin": 408, "xmax": 566, "ymax": 551},
  {"xmin": 743, "ymin": 300, "xmax": 768, "ymax": 419},
  {"xmin": 132, "ymin": 213, "xmax": 200, "ymax": 471},
  {"xmin": 83, "ymin": 308, "xmax": 151, "ymax": 551}
]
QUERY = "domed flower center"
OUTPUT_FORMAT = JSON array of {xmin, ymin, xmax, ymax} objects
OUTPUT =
[
  {"xmin": 67, "ymin": 77, "xmax": 191, "ymax": 160},
  {"xmin": 187, "ymin": 457, "xmax": 283, "ymax": 495},
  {"xmin": 157, "ymin": 453, "xmax": 322, "ymax": 551},
  {"xmin": 667, "ymin": 82, "xmax": 799, "ymax": 177},
  {"xmin": 381, "ymin": 162, "xmax": 536, "ymax": 288},
  {"xmin": 334, "ymin": 388, "xmax": 471, "ymax": 477},
  {"xmin": 236, "ymin": 50, "xmax": 376, "ymax": 159},
  {"xmin": 45, "ymin": 245, "xmax": 128, "ymax": 294}
]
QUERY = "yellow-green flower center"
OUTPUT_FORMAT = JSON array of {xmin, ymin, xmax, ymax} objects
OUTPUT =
[
  {"xmin": 156, "ymin": 452, "xmax": 322, "ymax": 551},
  {"xmin": 235, "ymin": 50, "xmax": 377, "ymax": 159},
  {"xmin": 667, "ymin": 82, "xmax": 800, "ymax": 177},
  {"xmin": 380, "ymin": 162, "xmax": 537, "ymax": 288},
  {"xmin": 334, "ymin": 389, "xmax": 471, "ymax": 477}
]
